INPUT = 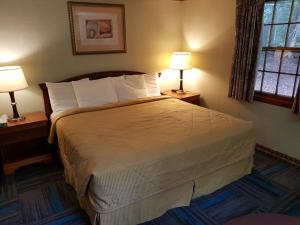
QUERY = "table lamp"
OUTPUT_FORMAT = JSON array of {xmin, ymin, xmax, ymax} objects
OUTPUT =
[
  {"xmin": 0, "ymin": 66, "xmax": 28, "ymax": 122},
  {"xmin": 169, "ymin": 52, "xmax": 192, "ymax": 94}
]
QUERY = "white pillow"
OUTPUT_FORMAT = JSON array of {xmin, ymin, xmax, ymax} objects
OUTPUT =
[
  {"xmin": 72, "ymin": 78, "xmax": 118, "ymax": 107},
  {"xmin": 114, "ymin": 75, "xmax": 149, "ymax": 101},
  {"xmin": 46, "ymin": 79, "xmax": 88, "ymax": 118},
  {"xmin": 144, "ymin": 73, "xmax": 161, "ymax": 97}
]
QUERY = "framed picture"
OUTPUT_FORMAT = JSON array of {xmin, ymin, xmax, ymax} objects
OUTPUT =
[{"xmin": 68, "ymin": 1, "xmax": 126, "ymax": 55}]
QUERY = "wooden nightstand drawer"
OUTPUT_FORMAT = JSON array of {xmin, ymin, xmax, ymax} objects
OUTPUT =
[
  {"xmin": 182, "ymin": 96, "xmax": 200, "ymax": 105},
  {"xmin": 0, "ymin": 126, "xmax": 48, "ymax": 146}
]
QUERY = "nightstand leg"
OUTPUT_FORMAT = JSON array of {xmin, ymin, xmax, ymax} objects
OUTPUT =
[{"xmin": 0, "ymin": 146, "xmax": 6, "ymax": 175}]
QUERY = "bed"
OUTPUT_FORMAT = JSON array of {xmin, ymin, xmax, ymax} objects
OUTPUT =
[{"xmin": 39, "ymin": 71, "xmax": 256, "ymax": 225}]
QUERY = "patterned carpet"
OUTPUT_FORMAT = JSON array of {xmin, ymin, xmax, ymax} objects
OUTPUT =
[{"xmin": 0, "ymin": 151, "xmax": 299, "ymax": 225}]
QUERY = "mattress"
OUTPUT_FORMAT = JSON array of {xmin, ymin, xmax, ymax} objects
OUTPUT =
[{"xmin": 50, "ymin": 97, "xmax": 255, "ymax": 224}]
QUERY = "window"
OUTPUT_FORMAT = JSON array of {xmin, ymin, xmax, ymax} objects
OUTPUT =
[{"xmin": 255, "ymin": 0, "xmax": 300, "ymax": 107}]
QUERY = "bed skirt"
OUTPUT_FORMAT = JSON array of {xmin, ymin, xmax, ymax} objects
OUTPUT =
[{"xmin": 79, "ymin": 157, "xmax": 253, "ymax": 225}]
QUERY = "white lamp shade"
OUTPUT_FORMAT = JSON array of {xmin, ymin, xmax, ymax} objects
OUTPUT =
[
  {"xmin": 169, "ymin": 52, "xmax": 192, "ymax": 70},
  {"xmin": 0, "ymin": 66, "xmax": 28, "ymax": 93}
]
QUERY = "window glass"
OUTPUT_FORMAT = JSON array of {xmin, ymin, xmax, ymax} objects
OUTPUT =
[
  {"xmin": 264, "ymin": 3, "xmax": 275, "ymax": 24},
  {"xmin": 274, "ymin": 0, "xmax": 293, "ymax": 23},
  {"xmin": 287, "ymin": 24, "xmax": 300, "ymax": 47},
  {"xmin": 278, "ymin": 75, "xmax": 296, "ymax": 96},
  {"xmin": 261, "ymin": 25, "xmax": 271, "ymax": 47},
  {"xmin": 281, "ymin": 51, "xmax": 299, "ymax": 74},
  {"xmin": 291, "ymin": 0, "xmax": 300, "ymax": 22},
  {"xmin": 257, "ymin": 51, "xmax": 266, "ymax": 70},
  {"xmin": 265, "ymin": 50, "xmax": 281, "ymax": 72},
  {"xmin": 270, "ymin": 25, "xmax": 288, "ymax": 47},
  {"xmin": 262, "ymin": 73, "xmax": 278, "ymax": 94},
  {"xmin": 255, "ymin": 72, "xmax": 263, "ymax": 91},
  {"xmin": 295, "ymin": 77, "xmax": 300, "ymax": 96}
]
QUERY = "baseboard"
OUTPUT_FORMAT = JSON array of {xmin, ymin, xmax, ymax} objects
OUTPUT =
[{"xmin": 256, "ymin": 144, "xmax": 300, "ymax": 167}]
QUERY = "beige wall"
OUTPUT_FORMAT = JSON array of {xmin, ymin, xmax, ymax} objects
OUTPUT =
[
  {"xmin": 0, "ymin": 0, "xmax": 181, "ymax": 115},
  {"xmin": 182, "ymin": 0, "xmax": 300, "ymax": 159}
]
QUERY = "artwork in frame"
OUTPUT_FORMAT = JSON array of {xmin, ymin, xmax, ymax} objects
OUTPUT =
[{"xmin": 68, "ymin": 1, "xmax": 126, "ymax": 55}]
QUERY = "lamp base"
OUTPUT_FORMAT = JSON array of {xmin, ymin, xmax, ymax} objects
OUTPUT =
[
  {"xmin": 176, "ymin": 89, "xmax": 186, "ymax": 94},
  {"xmin": 171, "ymin": 89, "xmax": 187, "ymax": 94},
  {"xmin": 8, "ymin": 115, "xmax": 26, "ymax": 123}
]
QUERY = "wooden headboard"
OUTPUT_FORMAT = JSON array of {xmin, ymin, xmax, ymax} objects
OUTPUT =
[{"xmin": 39, "ymin": 70, "xmax": 145, "ymax": 119}]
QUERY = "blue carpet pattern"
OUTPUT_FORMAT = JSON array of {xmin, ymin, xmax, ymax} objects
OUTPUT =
[{"xmin": 0, "ymin": 151, "xmax": 299, "ymax": 225}]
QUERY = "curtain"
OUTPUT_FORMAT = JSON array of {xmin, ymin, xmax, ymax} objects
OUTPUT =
[
  {"xmin": 293, "ymin": 86, "xmax": 300, "ymax": 115},
  {"xmin": 229, "ymin": 0, "xmax": 265, "ymax": 102}
]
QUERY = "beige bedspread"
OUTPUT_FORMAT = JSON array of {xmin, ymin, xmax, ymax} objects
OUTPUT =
[{"xmin": 50, "ymin": 97, "xmax": 255, "ymax": 215}]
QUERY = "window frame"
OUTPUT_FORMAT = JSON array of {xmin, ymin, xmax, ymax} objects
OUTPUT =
[{"xmin": 254, "ymin": 0, "xmax": 299, "ymax": 108}]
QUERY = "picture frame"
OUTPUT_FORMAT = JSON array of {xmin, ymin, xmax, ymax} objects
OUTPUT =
[{"xmin": 67, "ymin": 1, "xmax": 127, "ymax": 55}]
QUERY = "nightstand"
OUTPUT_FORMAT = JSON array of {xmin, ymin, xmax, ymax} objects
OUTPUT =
[
  {"xmin": 0, "ymin": 112, "xmax": 52, "ymax": 175},
  {"xmin": 162, "ymin": 91, "xmax": 200, "ymax": 105}
]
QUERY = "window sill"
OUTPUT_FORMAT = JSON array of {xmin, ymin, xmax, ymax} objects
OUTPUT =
[{"xmin": 254, "ymin": 92, "xmax": 293, "ymax": 108}]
